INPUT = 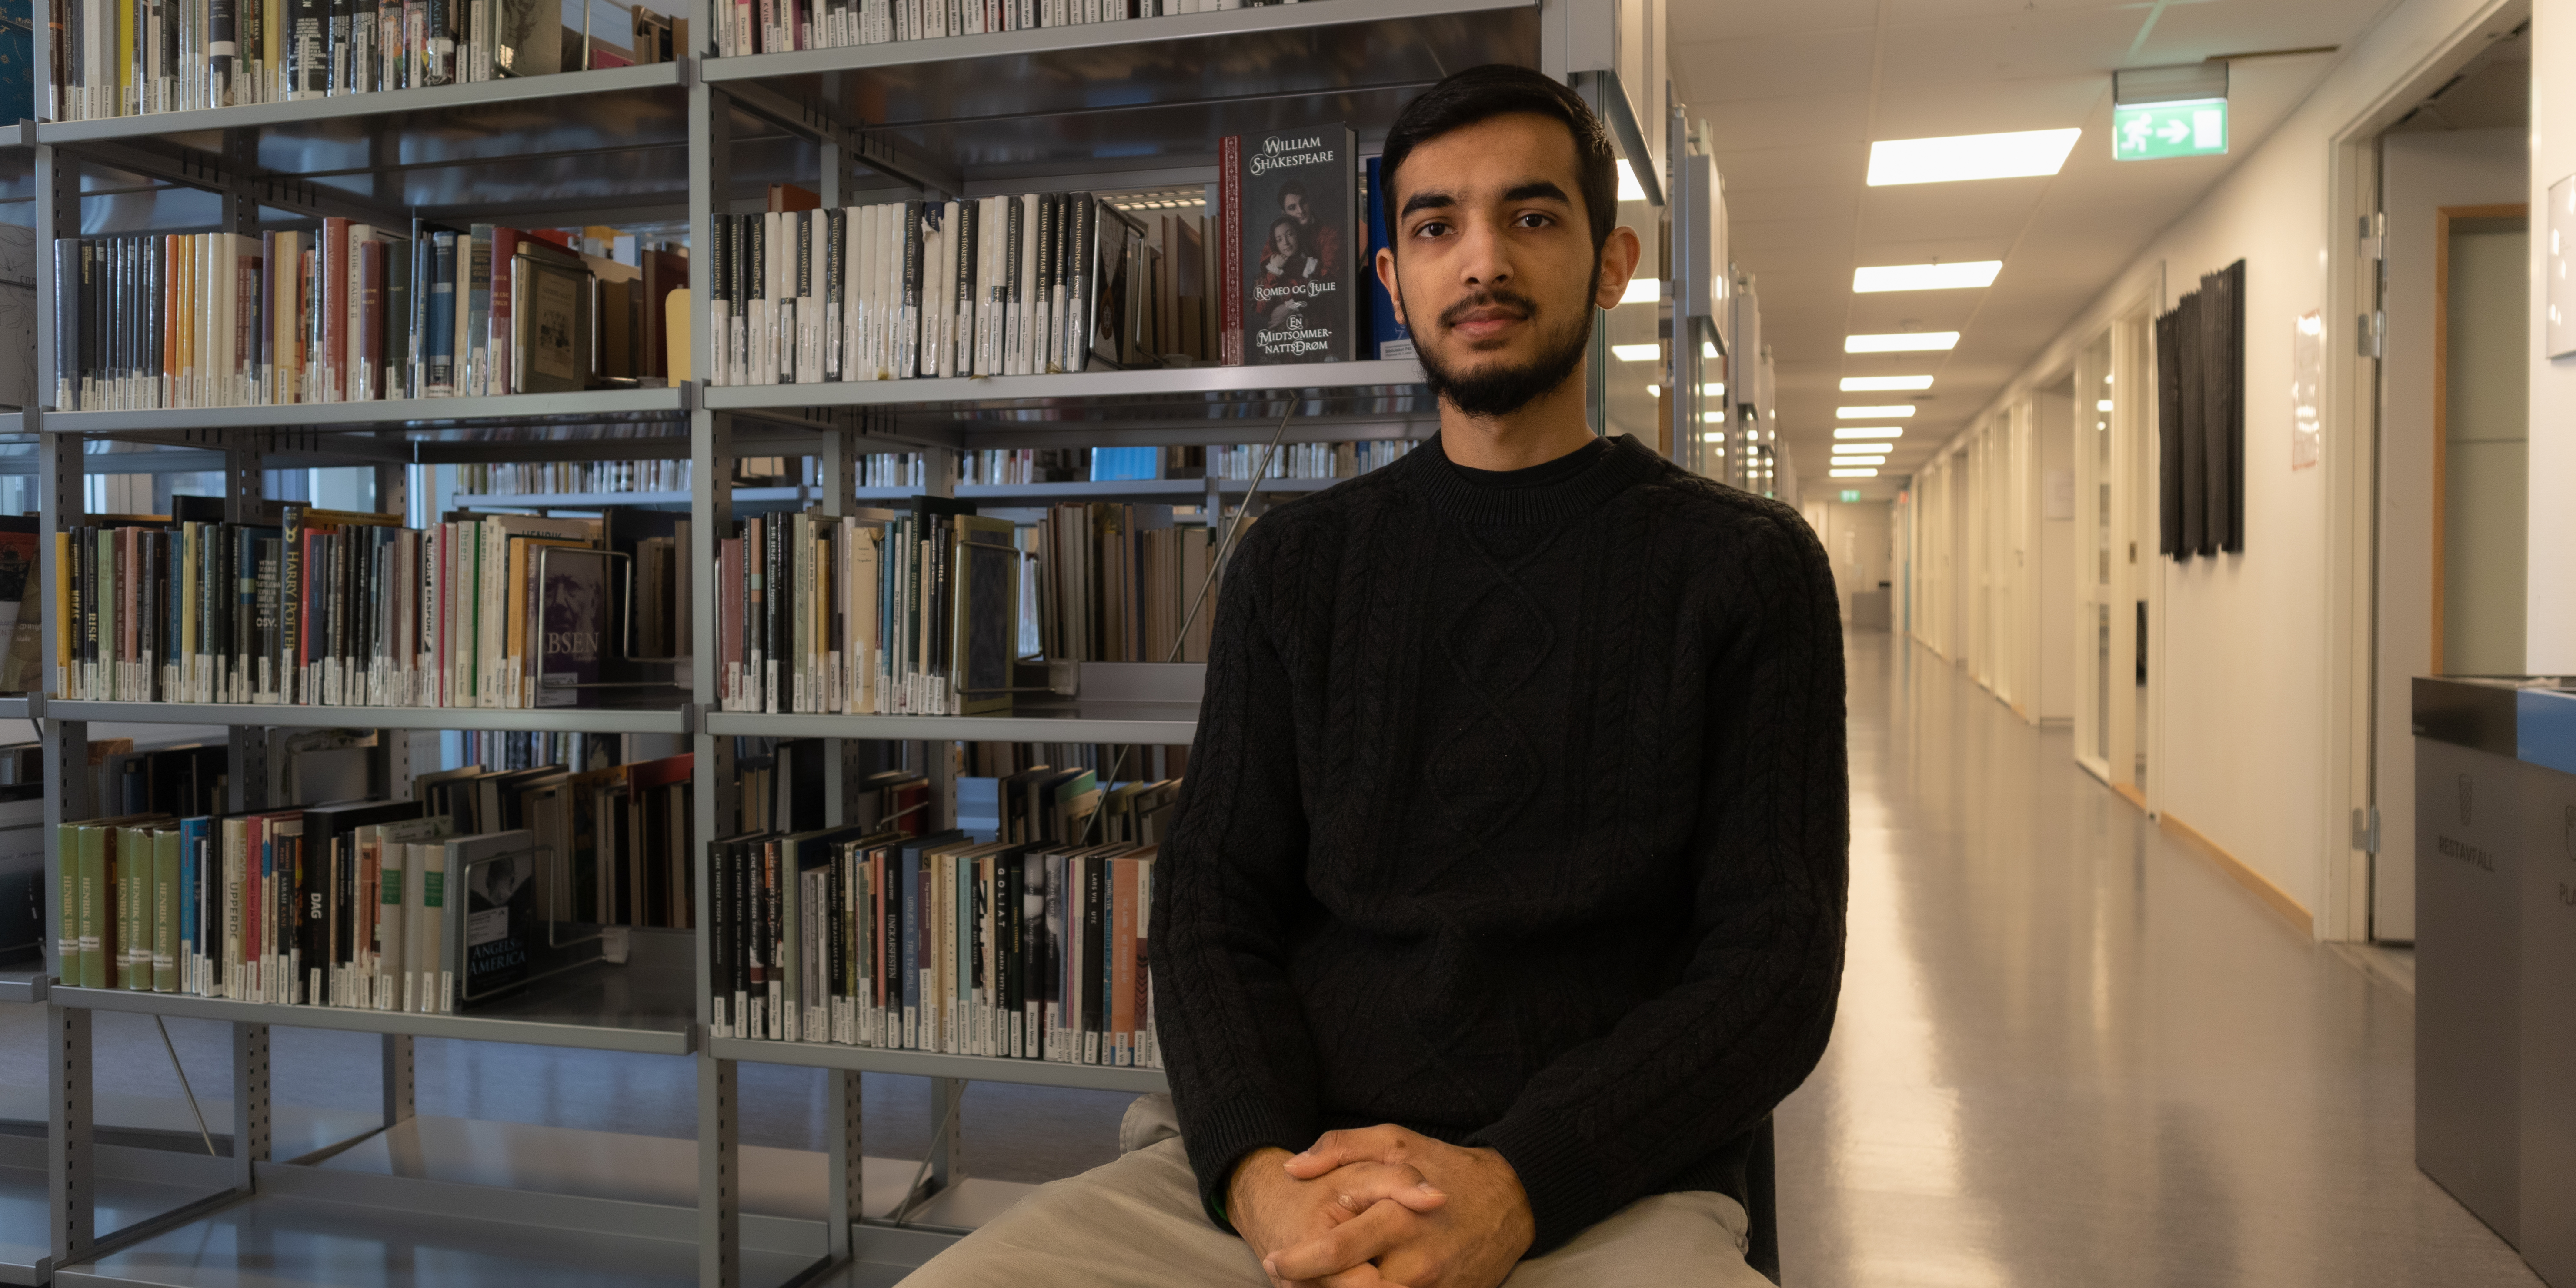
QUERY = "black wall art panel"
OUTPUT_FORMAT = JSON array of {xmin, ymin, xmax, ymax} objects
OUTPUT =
[{"xmin": 2155, "ymin": 258, "xmax": 2247, "ymax": 559}]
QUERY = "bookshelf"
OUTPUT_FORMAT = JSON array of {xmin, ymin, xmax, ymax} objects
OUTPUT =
[{"xmin": 19, "ymin": 0, "xmax": 1685, "ymax": 1283}]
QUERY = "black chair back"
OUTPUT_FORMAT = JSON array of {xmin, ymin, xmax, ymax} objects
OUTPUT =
[{"xmin": 1747, "ymin": 1115, "xmax": 1780, "ymax": 1284}]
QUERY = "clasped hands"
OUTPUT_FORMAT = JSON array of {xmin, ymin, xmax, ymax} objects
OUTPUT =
[{"xmin": 1226, "ymin": 1125, "xmax": 1535, "ymax": 1288}]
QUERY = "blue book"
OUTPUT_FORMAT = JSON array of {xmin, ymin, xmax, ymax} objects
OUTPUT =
[
  {"xmin": 1089, "ymin": 447, "xmax": 1160, "ymax": 482},
  {"xmin": 0, "ymin": 0, "xmax": 30, "ymax": 125},
  {"xmin": 1363, "ymin": 157, "xmax": 1413, "ymax": 361},
  {"xmin": 177, "ymin": 818, "xmax": 209, "ymax": 993}
]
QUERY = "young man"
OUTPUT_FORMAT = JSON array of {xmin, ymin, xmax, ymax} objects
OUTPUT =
[{"xmin": 903, "ymin": 65, "xmax": 1847, "ymax": 1288}]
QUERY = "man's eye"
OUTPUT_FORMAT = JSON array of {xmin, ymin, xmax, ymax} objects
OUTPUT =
[
  {"xmin": 1413, "ymin": 221, "xmax": 1450, "ymax": 238},
  {"xmin": 1515, "ymin": 212, "xmax": 1553, "ymax": 228}
]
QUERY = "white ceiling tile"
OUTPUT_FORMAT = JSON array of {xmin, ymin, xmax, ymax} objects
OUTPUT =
[
  {"xmin": 1705, "ymin": 141, "xmax": 1872, "ymax": 192},
  {"xmin": 1682, "ymin": 28, "xmax": 1881, "ymax": 103},
  {"xmin": 1671, "ymin": 0, "xmax": 1882, "ymax": 45},
  {"xmin": 1877, "ymin": 10, "xmax": 2148, "ymax": 90},
  {"xmin": 1695, "ymin": 93, "xmax": 1875, "ymax": 152},
  {"xmin": 2136, "ymin": 0, "xmax": 2376, "ymax": 63}
]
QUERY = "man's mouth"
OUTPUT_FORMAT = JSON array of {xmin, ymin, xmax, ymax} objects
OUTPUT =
[{"xmin": 1443, "ymin": 303, "xmax": 1531, "ymax": 344}]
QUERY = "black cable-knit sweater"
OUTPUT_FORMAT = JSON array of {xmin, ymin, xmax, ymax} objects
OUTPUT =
[{"xmin": 1148, "ymin": 432, "xmax": 1850, "ymax": 1256}]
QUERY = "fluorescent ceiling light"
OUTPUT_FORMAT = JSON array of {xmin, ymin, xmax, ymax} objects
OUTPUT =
[
  {"xmin": 1707, "ymin": 383, "xmax": 1725, "ymax": 398},
  {"xmin": 1867, "ymin": 129, "xmax": 2082, "ymax": 186},
  {"xmin": 1703, "ymin": 342, "xmax": 1720, "ymax": 359},
  {"xmin": 1833, "ymin": 443, "xmax": 1893, "ymax": 454},
  {"xmin": 1847, "ymin": 332, "xmax": 1961, "ymax": 353},
  {"xmin": 2096, "ymin": 399, "xmax": 2115, "ymax": 411},
  {"xmin": 1835, "ymin": 426, "xmax": 1903, "ymax": 439},
  {"xmin": 1613, "ymin": 344, "xmax": 1661, "ymax": 362},
  {"xmin": 1842, "ymin": 375, "xmax": 1934, "ymax": 392},
  {"xmin": 1702, "ymin": 432, "xmax": 1725, "ymax": 442},
  {"xmin": 1616, "ymin": 159, "xmax": 1646, "ymax": 201},
  {"xmin": 1646, "ymin": 385, "xmax": 1658, "ymax": 397},
  {"xmin": 1620, "ymin": 277, "xmax": 1659, "ymax": 304},
  {"xmin": 1702, "ymin": 412, "xmax": 1725, "ymax": 424},
  {"xmin": 1836, "ymin": 404, "xmax": 1917, "ymax": 419},
  {"xmin": 1830, "ymin": 467, "xmax": 1881, "ymax": 478},
  {"xmin": 1836, "ymin": 455, "xmax": 1888, "ymax": 466},
  {"xmin": 1852, "ymin": 260, "xmax": 2003, "ymax": 292}
]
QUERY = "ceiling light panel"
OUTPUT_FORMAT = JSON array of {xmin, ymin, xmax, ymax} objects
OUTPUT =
[
  {"xmin": 1833, "ymin": 443, "xmax": 1894, "ymax": 454},
  {"xmin": 1835, "ymin": 455, "xmax": 1888, "ymax": 466},
  {"xmin": 1835, "ymin": 427, "xmax": 1904, "ymax": 439},
  {"xmin": 1847, "ymin": 332, "xmax": 1961, "ymax": 353},
  {"xmin": 1852, "ymin": 261, "xmax": 2004, "ymax": 292},
  {"xmin": 1867, "ymin": 129, "xmax": 2083, "ymax": 186},
  {"xmin": 1613, "ymin": 344, "xmax": 1661, "ymax": 362},
  {"xmin": 1830, "ymin": 468, "xmax": 1881, "ymax": 478},
  {"xmin": 1836, "ymin": 404, "xmax": 1917, "ymax": 419},
  {"xmin": 1842, "ymin": 375, "xmax": 1935, "ymax": 391}
]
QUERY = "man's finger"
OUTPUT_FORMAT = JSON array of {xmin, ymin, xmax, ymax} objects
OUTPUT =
[
  {"xmin": 1264, "ymin": 1200, "xmax": 1415, "ymax": 1281},
  {"xmin": 1282, "ymin": 1125, "xmax": 1415, "ymax": 1178},
  {"xmin": 1319, "ymin": 1161, "xmax": 1447, "ymax": 1216}
]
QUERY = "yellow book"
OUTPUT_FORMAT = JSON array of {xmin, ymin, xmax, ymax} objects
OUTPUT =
[{"xmin": 118, "ymin": 0, "xmax": 134, "ymax": 117}]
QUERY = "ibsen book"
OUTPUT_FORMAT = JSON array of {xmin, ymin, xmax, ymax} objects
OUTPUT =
[{"xmin": 1230, "ymin": 125, "xmax": 1357, "ymax": 365}]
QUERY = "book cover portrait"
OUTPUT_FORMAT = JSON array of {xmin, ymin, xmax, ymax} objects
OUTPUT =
[{"xmin": 1239, "ymin": 125, "xmax": 1358, "ymax": 365}]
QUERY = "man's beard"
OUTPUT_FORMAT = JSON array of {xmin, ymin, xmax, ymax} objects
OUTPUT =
[{"xmin": 1409, "ymin": 270, "xmax": 1598, "ymax": 420}]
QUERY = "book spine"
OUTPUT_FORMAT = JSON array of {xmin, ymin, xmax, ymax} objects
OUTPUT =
[{"xmin": 1219, "ymin": 135, "xmax": 1243, "ymax": 364}]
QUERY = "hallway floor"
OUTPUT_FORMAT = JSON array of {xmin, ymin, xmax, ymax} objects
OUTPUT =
[{"xmin": 1790, "ymin": 633, "xmax": 2535, "ymax": 1287}]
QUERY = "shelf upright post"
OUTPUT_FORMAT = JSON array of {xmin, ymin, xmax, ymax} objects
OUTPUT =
[
  {"xmin": 818, "ymin": 415, "xmax": 867, "ymax": 1263},
  {"xmin": 920, "ymin": 451, "xmax": 965, "ymax": 1200},
  {"xmin": 377, "ymin": 445, "xmax": 419, "ymax": 1141},
  {"xmin": 41, "ymin": 428, "xmax": 98, "ymax": 1276},
  {"xmin": 230, "ymin": 1020, "xmax": 271, "ymax": 1192},
  {"xmin": 38, "ymin": 122, "xmax": 100, "ymax": 1270},
  {"xmin": 692, "ymin": 51, "xmax": 745, "ymax": 1288},
  {"xmin": 225, "ymin": 445, "xmax": 272, "ymax": 814}
]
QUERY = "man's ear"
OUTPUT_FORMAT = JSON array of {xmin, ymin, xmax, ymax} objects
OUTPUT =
[
  {"xmin": 1591, "ymin": 226, "xmax": 1645, "ymax": 311},
  {"xmin": 1376, "ymin": 245, "xmax": 1406, "ymax": 329}
]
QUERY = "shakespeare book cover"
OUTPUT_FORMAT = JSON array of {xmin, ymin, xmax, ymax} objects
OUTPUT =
[{"xmin": 1238, "ymin": 124, "xmax": 1358, "ymax": 365}]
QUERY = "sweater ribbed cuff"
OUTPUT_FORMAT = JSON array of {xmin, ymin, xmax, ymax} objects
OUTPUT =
[
  {"xmin": 1467, "ymin": 1110, "xmax": 1619, "ymax": 1258},
  {"xmin": 1182, "ymin": 1094, "xmax": 1315, "ymax": 1235}
]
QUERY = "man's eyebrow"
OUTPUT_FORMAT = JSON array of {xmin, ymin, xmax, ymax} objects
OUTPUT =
[
  {"xmin": 1399, "ymin": 190, "xmax": 1456, "ymax": 217},
  {"xmin": 1504, "ymin": 180, "xmax": 1572, "ymax": 204}
]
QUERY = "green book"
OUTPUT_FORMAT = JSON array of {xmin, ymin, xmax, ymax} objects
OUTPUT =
[
  {"xmin": 76, "ymin": 824, "xmax": 106, "ymax": 990},
  {"xmin": 118, "ymin": 825, "xmax": 146, "ymax": 991},
  {"xmin": 152, "ymin": 828, "xmax": 181, "ymax": 994}
]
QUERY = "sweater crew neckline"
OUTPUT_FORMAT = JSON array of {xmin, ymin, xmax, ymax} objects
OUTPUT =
[{"xmin": 1411, "ymin": 432, "xmax": 1662, "ymax": 525}]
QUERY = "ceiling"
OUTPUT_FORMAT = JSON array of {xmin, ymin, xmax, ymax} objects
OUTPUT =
[{"xmin": 1672, "ymin": 0, "xmax": 2402, "ymax": 497}]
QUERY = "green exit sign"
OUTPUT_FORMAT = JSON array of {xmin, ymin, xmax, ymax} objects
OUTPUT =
[
  {"xmin": 2113, "ymin": 99, "xmax": 2227, "ymax": 160},
  {"xmin": 1841, "ymin": 489, "xmax": 1862, "ymax": 502}
]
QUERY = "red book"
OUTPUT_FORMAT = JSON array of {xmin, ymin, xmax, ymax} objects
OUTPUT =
[
  {"xmin": 322, "ymin": 218, "xmax": 351, "ymax": 400},
  {"xmin": 1218, "ymin": 135, "xmax": 1243, "ymax": 366}
]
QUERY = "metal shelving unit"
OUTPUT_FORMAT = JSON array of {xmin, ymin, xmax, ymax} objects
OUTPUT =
[{"xmin": 18, "ymin": 0, "xmax": 1677, "ymax": 1281}]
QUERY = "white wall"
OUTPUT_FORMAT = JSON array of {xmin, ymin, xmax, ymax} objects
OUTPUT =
[
  {"xmin": 2530, "ymin": 2, "xmax": 2576, "ymax": 667},
  {"xmin": 1917, "ymin": 0, "xmax": 2524, "ymax": 931},
  {"xmin": 2034, "ymin": 387, "xmax": 2077, "ymax": 722},
  {"xmin": 2378, "ymin": 127, "xmax": 2526, "ymax": 941}
]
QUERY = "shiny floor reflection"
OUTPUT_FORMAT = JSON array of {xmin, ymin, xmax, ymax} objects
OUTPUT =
[{"xmin": 1787, "ymin": 634, "xmax": 2535, "ymax": 1287}]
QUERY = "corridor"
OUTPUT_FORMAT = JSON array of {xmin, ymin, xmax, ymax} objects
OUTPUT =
[{"xmin": 1779, "ymin": 633, "xmax": 2531, "ymax": 1287}]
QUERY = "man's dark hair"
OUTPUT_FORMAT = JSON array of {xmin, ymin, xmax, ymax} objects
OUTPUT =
[{"xmin": 1378, "ymin": 64, "xmax": 1620, "ymax": 257}]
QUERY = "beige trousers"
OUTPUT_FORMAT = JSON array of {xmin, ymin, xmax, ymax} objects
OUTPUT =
[{"xmin": 899, "ymin": 1098, "xmax": 1770, "ymax": 1287}]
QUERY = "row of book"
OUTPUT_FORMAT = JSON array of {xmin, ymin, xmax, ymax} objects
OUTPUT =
[
  {"xmin": 712, "ymin": 0, "xmax": 1277, "ymax": 58},
  {"xmin": 1030, "ymin": 504, "xmax": 1221, "ymax": 664},
  {"xmin": 712, "ymin": 764, "xmax": 1173, "ymax": 1069},
  {"xmin": 51, "ymin": 221, "xmax": 684, "ymax": 411},
  {"xmin": 456, "ymin": 460, "xmax": 694, "ymax": 497},
  {"xmin": 52, "ymin": 501, "xmax": 691, "ymax": 709},
  {"xmin": 55, "ymin": 751, "xmax": 697, "ymax": 1012},
  {"xmin": 1208, "ymin": 440, "xmax": 1414, "ymax": 480},
  {"xmin": 714, "ymin": 500, "xmax": 1019, "ymax": 716},
  {"xmin": 48, "ymin": 0, "xmax": 687, "ymax": 121}
]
